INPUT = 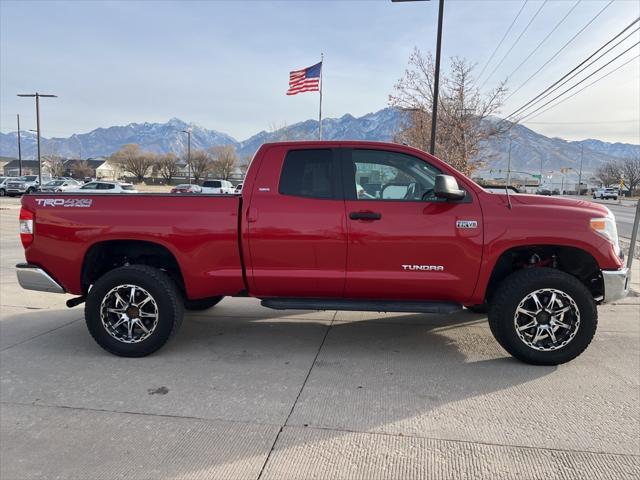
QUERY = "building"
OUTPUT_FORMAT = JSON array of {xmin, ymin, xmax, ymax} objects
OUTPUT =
[
  {"xmin": 64, "ymin": 158, "xmax": 105, "ymax": 179},
  {"xmin": 3, "ymin": 160, "xmax": 41, "ymax": 177}
]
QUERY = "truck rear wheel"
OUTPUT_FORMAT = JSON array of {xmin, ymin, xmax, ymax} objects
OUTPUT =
[
  {"xmin": 85, "ymin": 265, "xmax": 184, "ymax": 357},
  {"xmin": 488, "ymin": 268, "xmax": 597, "ymax": 365},
  {"xmin": 184, "ymin": 296, "xmax": 224, "ymax": 311}
]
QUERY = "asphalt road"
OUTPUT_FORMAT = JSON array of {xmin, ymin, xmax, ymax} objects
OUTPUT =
[{"xmin": 0, "ymin": 196, "xmax": 639, "ymax": 479}]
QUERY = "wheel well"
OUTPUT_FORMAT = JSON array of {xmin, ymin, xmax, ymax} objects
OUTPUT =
[
  {"xmin": 81, "ymin": 240, "xmax": 185, "ymax": 294},
  {"xmin": 485, "ymin": 245, "xmax": 603, "ymax": 304}
]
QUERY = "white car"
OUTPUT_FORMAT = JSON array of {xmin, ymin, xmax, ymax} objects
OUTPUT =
[
  {"xmin": 68, "ymin": 181, "xmax": 138, "ymax": 193},
  {"xmin": 593, "ymin": 187, "xmax": 618, "ymax": 200},
  {"xmin": 39, "ymin": 179, "xmax": 82, "ymax": 193},
  {"xmin": 201, "ymin": 179, "xmax": 235, "ymax": 194},
  {"xmin": 0, "ymin": 177, "xmax": 11, "ymax": 196}
]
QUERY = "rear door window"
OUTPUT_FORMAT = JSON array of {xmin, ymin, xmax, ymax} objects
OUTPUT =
[{"xmin": 279, "ymin": 149, "xmax": 337, "ymax": 199}]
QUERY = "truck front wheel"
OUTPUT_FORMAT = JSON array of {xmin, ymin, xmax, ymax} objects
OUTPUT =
[
  {"xmin": 488, "ymin": 268, "xmax": 597, "ymax": 365},
  {"xmin": 85, "ymin": 265, "xmax": 184, "ymax": 357}
]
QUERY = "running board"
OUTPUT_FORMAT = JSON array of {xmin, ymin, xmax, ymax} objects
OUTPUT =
[{"xmin": 261, "ymin": 298, "xmax": 462, "ymax": 314}]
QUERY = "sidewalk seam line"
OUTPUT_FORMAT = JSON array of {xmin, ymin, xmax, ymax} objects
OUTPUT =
[{"xmin": 255, "ymin": 310, "xmax": 336, "ymax": 480}]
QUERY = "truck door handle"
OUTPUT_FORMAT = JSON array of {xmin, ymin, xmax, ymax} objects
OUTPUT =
[{"xmin": 349, "ymin": 211, "xmax": 382, "ymax": 221}]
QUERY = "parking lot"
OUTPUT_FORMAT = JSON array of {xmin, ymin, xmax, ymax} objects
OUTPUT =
[{"xmin": 0, "ymin": 196, "xmax": 639, "ymax": 479}]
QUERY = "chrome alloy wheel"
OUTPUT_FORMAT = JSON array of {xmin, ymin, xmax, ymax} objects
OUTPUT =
[
  {"xmin": 100, "ymin": 284, "xmax": 159, "ymax": 344},
  {"xmin": 514, "ymin": 288, "xmax": 580, "ymax": 352}
]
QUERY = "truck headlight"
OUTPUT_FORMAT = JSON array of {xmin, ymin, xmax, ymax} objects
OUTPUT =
[{"xmin": 590, "ymin": 210, "xmax": 620, "ymax": 256}]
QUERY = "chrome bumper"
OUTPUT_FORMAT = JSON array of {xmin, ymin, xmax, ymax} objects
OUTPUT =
[
  {"xmin": 602, "ymin": 268, "xmax": 630, "ymax": 304},
  {"xmin": 16, "ymin": 263, "xmax": 65, "ymax": 294}
]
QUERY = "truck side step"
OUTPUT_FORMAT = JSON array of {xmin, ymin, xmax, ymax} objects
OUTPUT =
[{"xmin": 261, "ymin": 298, "xmax": 462, "ymax": 314}]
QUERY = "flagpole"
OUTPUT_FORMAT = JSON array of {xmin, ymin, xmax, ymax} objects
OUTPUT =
[{"xmin": 318, "ymin": 53, "xmax": 323, "ymax": 140}]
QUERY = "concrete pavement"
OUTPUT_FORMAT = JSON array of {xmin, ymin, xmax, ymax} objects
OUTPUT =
[{"xmin": 1, "ymin": 198, "xmax": 639, "ymax": 479}]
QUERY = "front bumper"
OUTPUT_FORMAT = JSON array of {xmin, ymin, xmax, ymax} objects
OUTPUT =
[
  {"xmin": 16, "ymin": 263, "xmax": 65, "ymax": 294},
  {"xmin": 602, "ymin": 267, "xmax": 630, "ymax": 303}
]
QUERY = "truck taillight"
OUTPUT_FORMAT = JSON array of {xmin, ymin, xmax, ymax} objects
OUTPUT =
[{"xmin": 19, "ymin": 207, "xmax": 34, "ymax": 248}]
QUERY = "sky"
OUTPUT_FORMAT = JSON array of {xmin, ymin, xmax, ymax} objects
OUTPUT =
[{"xmin": 1, "ymin": 0, "xmax": 639, "ymax": 144}]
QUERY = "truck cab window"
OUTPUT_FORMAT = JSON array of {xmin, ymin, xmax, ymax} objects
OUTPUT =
[
  {"xmin": 348, "ymin": 149, "xmax": 441, "ymax": 201},
  {"xmin": 279, "ymin": 149, "xmax": 335, "ymax": 199}
]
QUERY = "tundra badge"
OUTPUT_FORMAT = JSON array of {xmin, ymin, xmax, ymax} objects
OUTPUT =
[{"xmin": 402, "ymin": 265, "xmax": 444, "ymax": 271}]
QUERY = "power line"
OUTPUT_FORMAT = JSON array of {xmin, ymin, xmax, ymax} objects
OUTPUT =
[
  {"xmin": 518, "ymin": 46, "xmax": 639, "ymax": 122},
  {"xmin": 505, "ymin": 0, "xmax": 615, "ymax": 101},
  {"xmin": 476, "ymin": 0, "xmax": 528, "ymax": 83},
  {"xmin": 505, "ymin": 0, "xmax": 582, "ymax": 81},
  {"xmin": 479, "ymin": 0, "xmax": 548, "ymax": 89},
  {"xmin": 526, "ymin": 119, "xmax": 640, "ymax": 125},
  {"xmin": 506, "ymin": 20, "xmax": 640, "ymax": 120},
  {"xmin": 522, "ymin": 54, "xmax": 640, "ymax": 122}
]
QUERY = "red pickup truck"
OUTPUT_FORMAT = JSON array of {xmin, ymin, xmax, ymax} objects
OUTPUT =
[{"xmin": 16, "ymin": 141, "xmax": 629, "ymax": 365}]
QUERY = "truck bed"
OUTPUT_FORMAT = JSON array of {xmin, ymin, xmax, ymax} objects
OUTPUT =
[{"xmin": 21, "ymin": 194, "xmax": 246, "ymax": 298}]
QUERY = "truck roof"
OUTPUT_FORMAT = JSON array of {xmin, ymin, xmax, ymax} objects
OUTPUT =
[{"xmin": 261, "ymin": 140, "xmax": 431, "ymax": 156}]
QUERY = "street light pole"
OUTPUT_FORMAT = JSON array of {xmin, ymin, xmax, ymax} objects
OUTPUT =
[
  {"xmin": 430, "ymin": 0, "xmax": 444, "ymax": 155},
  {"xmin": 17, "ymin": 93, "xmax": 57, "ymax": 185},
  {"xmin": 578, "ymin": 145, "xmax": 584, "ymax": 195},
  {"xmin": 16, "ymin": 114, "xmax": 22, "ymax": 176},
  {"xmin": 392, "ymin": 0, "xmax": 444, "ymax": 155},
  {"xmin": 181, "ymin": 129, "xmax": 192, "ymax": 184}
]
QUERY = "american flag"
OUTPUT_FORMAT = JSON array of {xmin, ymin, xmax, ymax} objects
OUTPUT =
[{"xmin": 286, "ymin": 61, "xmax": 322, "ymax": 95}]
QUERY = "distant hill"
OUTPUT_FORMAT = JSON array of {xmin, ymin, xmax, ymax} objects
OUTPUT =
[{"xmin": 1, "ymin": 108, "xmax": 637, "ymax": 175}]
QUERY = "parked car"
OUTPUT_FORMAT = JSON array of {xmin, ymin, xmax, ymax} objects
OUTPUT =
[
  {"xmin": 484, "ymin": 186, "xmax": 520, "ymax": 194},
  {"xmin": 593, "ymin": 187, "xmax": 618, "ymax": 200},
  {"xmin": 0, "ymin": 177, "xmax": 11, "ymax": 196},
  {"xmin": 201, "ymin": 179, "xmax": 235, "ymax": 194},
  {"xmin": 16, "ymin": 140, "xmax": 628, "ymax": 365},
  {"xmin": 171, "ymin": 184, "xmax": 202, "ymax": 194},
  {"xmin": 39, "ymin": 180, "xmax": 82, "ymax": 193},
  {"xmin": 67, "ymin": 181, "xmax": 138, "ymax": 193},
  {"xmin": 5, "ymin": 175, "xmax": 43, "ymax": 196},
  {"xmin": 536, "ymin": 187, "xmax": 553, "ymax": 196},
  {"xmin": 234, "ymin": 183, "xmax": 243, "ymax": 193}
]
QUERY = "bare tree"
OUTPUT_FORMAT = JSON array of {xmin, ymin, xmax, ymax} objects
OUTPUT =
[
  {"xmin": 110, "ymin": 144, "xmax": 155, "ymax": 182},
  {"xmin": 595, "ymin": 162, "xmax": 621, "ymax": 187},
  {"xmin": 389, "ymin": 48, "xmax": 508, "ymax": 175},
  {"xmin": 209, "ymin": 145, "xmax": 238, "ymax": 180},
  {"xmin": 155, "ymin": 153, "xmax": 181, "ymax": 184},
  {"xmin": 620, "ymin": 157, "xmax": 640, "ymax": 195},
  {"xmin": 189, "ymin": 149, "xmax": 212, "ymax": 182},
  {"xmin": 72, "ymin": 160, "xmax": 94, "ymax": 179},
  {"xmin": 43, "ymin": 155, "xmax": 66, "ymax": 177}
]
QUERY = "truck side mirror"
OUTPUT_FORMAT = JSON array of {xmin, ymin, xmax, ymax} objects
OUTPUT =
[{"xmin": 434, "ymin": 174, "xmax": 465, "ymax": 201}]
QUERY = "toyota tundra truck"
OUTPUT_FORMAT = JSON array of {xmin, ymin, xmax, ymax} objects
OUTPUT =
[{"xmin": 16, "ymin": 141, "xmax": 630, "ymax": 364}]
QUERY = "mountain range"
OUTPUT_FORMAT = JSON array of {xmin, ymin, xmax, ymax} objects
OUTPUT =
[{"xmin": 1, "ymin": 108, "xmax": 638, "ymax": 175}]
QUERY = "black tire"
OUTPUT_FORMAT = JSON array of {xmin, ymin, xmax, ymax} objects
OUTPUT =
[
  {"xmin": 26, "ymin": 187, "xmax": 34, "ymax": 194},
  {"xmin": 184, "ymin": 296, "xmax": 224, "ymax": 311},
  {"xmin": 0, "ymin": 189, "xmax": 5, "ymax": 197},
  {"xmin": 85, "ymin": 265, "xmax": 184, "ymax": 357},
  {"xmin": 488, "ymin": 268, "xmax": 597, "ymax": 365}
]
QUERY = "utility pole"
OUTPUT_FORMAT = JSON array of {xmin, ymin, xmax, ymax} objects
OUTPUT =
[
  {"xmin": 16, "ymin": 114, "xmax": 22, "ymax": 176},
  {"xmin": 430, "ymin": 0, "xmax": 444, "ymax": 156},
  {"xmin": 578, "ymin": 145, "xmax": 584, "ymax": 195},
  {"xmin": 506, "ymin": 139, "xmax": 512, "ymax": 188},
  {"xmin": 17, "ymin": 93, "xmax": 57, "ymax": 185},
  {"xmin": 181, "ymin": 129, "xmax": 192, "ymax": 184},
  {"xmin": 392, "ymin": 0, "xmax": 444, "ymax": 155}
]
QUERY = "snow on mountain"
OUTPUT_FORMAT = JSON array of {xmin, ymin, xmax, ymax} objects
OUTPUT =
[{"xmin": 0, "ymin": 109, "xmax": 636, "ymax": 176}]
